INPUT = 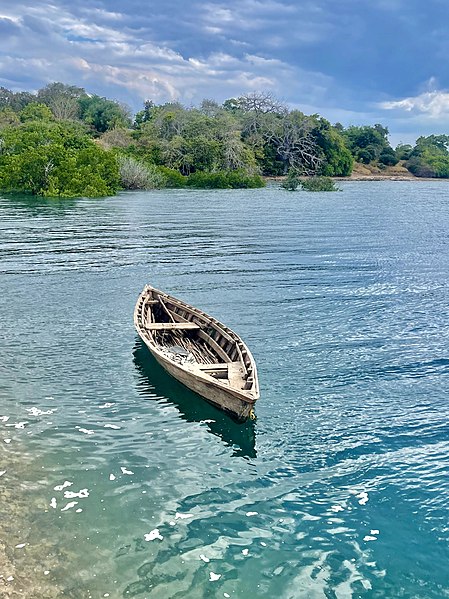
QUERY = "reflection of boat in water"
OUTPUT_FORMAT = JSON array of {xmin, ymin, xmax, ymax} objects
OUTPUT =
[
  {"xmin": 134, "ymin": 285, "xmax": 259, "ymax": 422},
  {"xmin": 133, "ymin": 339, "xmax": 257, "ymax": 459}
]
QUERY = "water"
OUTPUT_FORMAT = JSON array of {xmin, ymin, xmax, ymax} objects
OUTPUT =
[{"xmin": 1, "ymin": 182, "xmax": 449, "ymax": 598}]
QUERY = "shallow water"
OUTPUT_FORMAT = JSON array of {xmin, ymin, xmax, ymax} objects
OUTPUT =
[{"xmin": 1, "ymin": 182, "xmax": 449, "ymax": 597}]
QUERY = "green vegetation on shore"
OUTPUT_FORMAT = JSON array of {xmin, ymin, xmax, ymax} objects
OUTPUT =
[{"xmin": 0, "ymin": 83, "xmax": 448, "ymax": 197}]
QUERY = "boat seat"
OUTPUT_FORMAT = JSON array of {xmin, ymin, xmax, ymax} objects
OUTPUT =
[
  {"xmin": 196, "ymin": 362, "xmax": 244, "ymax": 386},
  {"xmin": 145, "ymin": 322, "xmax": 201, "ymax": 331}
]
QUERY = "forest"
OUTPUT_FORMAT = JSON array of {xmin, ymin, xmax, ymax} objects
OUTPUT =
[{"xmin": 0, "ymin": 83, "xmax": 448, "ymax": 197}]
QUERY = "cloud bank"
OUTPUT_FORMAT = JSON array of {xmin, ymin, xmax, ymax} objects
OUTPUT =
[{"xmin": 0, "ymin": 0, "xmax": 448, "ymax": 140}]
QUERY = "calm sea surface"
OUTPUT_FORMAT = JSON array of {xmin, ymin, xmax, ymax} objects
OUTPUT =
[{"xmin": 1, "ymin": 182, "xmax": 449, "ymax": 598}]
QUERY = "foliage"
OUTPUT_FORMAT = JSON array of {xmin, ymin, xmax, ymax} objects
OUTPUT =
[
  {"xmin": 379, "ymin": 147, "xmax": 399, "ymax": 166},
  {"xmin": 132, "ymin": 95, "xmax": 351, "ymax": 179},
  {"xmin": 300, "ymin": 176, "xmax": 339, "ymax": 191},
  {"xmin": 134, "ymin": 101, "xmax": 156, "ymax": 128},
  {"xmin": 260, "ymin": 142, "xmax": 285, "ymax": 176},
  {"xmin": 199, "ymin": 99, "xmax": 222, "ymax": 117},
  {"xmin": 156, "ymin": 166, "xmax": 187, "ymax": 188},
  {"xmin": 186, "ymin": 171, "xmax": 230, "ymax": 188},
  {"xmin": 355, "ymin": 147, "xmax": 377, "ymax": 164},
  {"xmin": 416, "ymin": 134, "xmax": 449, "ymax": 152},
  {"xmin": 395, "ymin": 143, "xmax": 413, "ymax": 160},
  {"xmin": 405, "ymin": 135, "xmax": 449, "ymax": 178},
  {"xmin": 281, "ymin": 170, "xmax": 301, "ymax": 191},
  {"xmin": 0, "ymin": 87, "xmax": 35, "ymax": 111},
  {"xmin": 0, "ymin": 122, "xmax": 120, "ymax": 197},
  {"xmin": 78, "ymin": 95, "xmax": 132, "ymax": 134},
  {"xmin": 160, "ymin": 134, "xmax": 221, "ymax": 174},
  {"xmin": 135, "ymin": 102, "xmax": 259, "ymax": 175},
  {"xmin": 233, "ymin": 104, "xmax": 352, "ymax": 177},
  {"xmin": 407, "ymin": 152, "xmax": 449, "ymax": 178},
  {"xmin": 0, "ymin": 85, "xmax": 358, "ymax": 187},
  {"xmin": 19, "ymin": 103, "xmax": 54, "ymax": 122},
  {"xmin": 0, "ymin": 107, "xmax": 19, "ymax": 129},
  {"xmin": 309, "ymin": 116, "xmax": 353, "ymax": 176},
  {"xmin": 282, "ymin": 172, "xmax": 339, "ymax": 192},
  {"xmin": 225, "ymin": 170, "xmax": 265, "ymax": 188},
  {"xmin": 343, "ymin": 124, "xmax": 392, "ymax": 164},
  {"xmin": 10, "ymin": 83, "xmax": 445, "ymax": 193},
  {"xmin": 99, "ymin": 128, "xmax": 134, "ymax": 149},
  {"xmin": 186, "ymin": 170, "xmax": 265, "ymax": 189},
  {"xmin": 118, "ymin": 156, "xmax": 165, "ymax": 190}
]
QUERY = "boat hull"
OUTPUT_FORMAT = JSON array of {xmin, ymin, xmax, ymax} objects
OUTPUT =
[{"xmin": 144, "ymin": 341, "xmax": 255, "ymax": 422}]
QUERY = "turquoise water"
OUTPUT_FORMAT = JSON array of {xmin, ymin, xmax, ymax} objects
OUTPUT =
[{"xmin": 1, "ymin": 182, "xmax": 449, "ymax": 597}]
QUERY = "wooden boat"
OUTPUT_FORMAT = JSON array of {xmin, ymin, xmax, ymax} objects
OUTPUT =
[{"xmin": 134, "ymin": 285, "xmax": 259, "ymax": 422}]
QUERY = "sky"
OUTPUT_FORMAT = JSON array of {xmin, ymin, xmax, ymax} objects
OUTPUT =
[{"xmin": 0, "ymin": 0, "xmax": 449, "ymax": 146}]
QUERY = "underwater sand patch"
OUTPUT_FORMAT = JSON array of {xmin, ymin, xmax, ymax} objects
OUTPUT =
[{"xmin": 0, "ymin": 449, "xmax": 79, "ymax": 598}]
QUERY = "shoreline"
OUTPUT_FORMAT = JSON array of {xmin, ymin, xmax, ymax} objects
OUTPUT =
[
  {"xmin": 266, "ymin": 160, "xmax": 449, "ymax": 183},
  {"xmin": 266, "ymin": 174, "xmax": 449, "ymax": 183},
  {"xmin": 334, "ymin": 175, "xmax": 448, "ymax": 181}
]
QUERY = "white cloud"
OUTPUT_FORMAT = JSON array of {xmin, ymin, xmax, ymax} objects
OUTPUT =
[
  {"xmin": 380, "ymin": 90, "xmax": 449, "ymax": 118},
  {"xmin": 80, "ymin": 8, "xmax": 124, "ymax": 22},
  {"xmin": 201, "ymin": 0, "xmax": 327, "ymax": 38}
]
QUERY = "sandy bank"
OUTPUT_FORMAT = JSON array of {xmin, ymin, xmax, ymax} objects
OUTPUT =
[{"xmin": 267, "ymin": 162, "xmax": 449, "ymax": 183}]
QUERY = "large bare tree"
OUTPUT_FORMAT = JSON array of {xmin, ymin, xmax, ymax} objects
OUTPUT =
[
  {"xmin": 37, "ymin": 82, "xmax": 86, "ymax": 121},
  {"xmin": 231, "ymin": 93, "xmax": 322, "ymax": 174},
  {"xmin": 265, "ymin": 113, "xmax": 323, "ymax": 175}
]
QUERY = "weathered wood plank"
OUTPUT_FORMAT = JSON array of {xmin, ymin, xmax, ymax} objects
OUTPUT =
[
  {"xmin": 198, "ymin": 330, "xmax": 231, "ymax": 362},
  {"xmin": 145, "ymin": 322, "xmax": 201, "ymax": 331}
]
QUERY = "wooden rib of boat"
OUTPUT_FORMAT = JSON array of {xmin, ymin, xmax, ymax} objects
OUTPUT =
[{"xmin": 134, "ymin": 285, "xmax": 259, "ymax": 422}]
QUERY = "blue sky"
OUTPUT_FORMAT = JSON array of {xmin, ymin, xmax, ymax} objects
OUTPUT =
[{"xmin": 0, "ymin": 0, "xmax": 448, "ymax": 145}]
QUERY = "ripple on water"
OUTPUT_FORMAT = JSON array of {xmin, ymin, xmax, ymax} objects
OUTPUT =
[{"xmin": 2, "ymin": 183, "xmax": 449, "ymax": 597}]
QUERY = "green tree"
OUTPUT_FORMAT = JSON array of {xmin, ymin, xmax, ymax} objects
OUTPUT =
[
  {"xmin": 0, "ymin": 121, "xmax": 119, "ymax": 196},
  {"xmin": 222, "ymin": 98, "xmax": 241, "ymax": 113},
  {"xmin": 78, "ymin": 95, "xmax": 131, "ymax": 134},
  {"xmin": 405, "ymin": 136, "xmax": 449, "ymax": 178},
  {"xmin": 0, "ymin": 107, "xmax": 19, "ymax": 129},
  {"xmin": 343, "ymin": 124, "xmax": 392, "ymax": 164},
  {"xmin": 134, "ymin": 100, "xmax": 156, "ymax": 128},
  {"xmin": 0, "ymin": 87, "xmax": 35, "ymax": 112},
  {"xmin": 415, "ymin": 134, "xmax": 449, "ymax": 152},
  {"xmin": 19, "ymin": 103, "xmax": 54, "ymax": 122},
  {"xmin": 136, "ymin": 102, "xmax": 258, "ymax": 175},
  {"xmin": 281, "ymin": 169, "xmax": 301, "ymax": 190},
  {"xmin": 379, "ymin": 147, "xmax": 399, "ymax": 166},
  {"xmin": 395, "ymin": 143, "xmax": 413, "ymax": 160},
  {"xmin": 307, "ymin": 116, "xmax": 353, "ymax": 176},
  {"xmin": 300, "ymin": 176, "xmax": 339, "ymax": 191}
]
